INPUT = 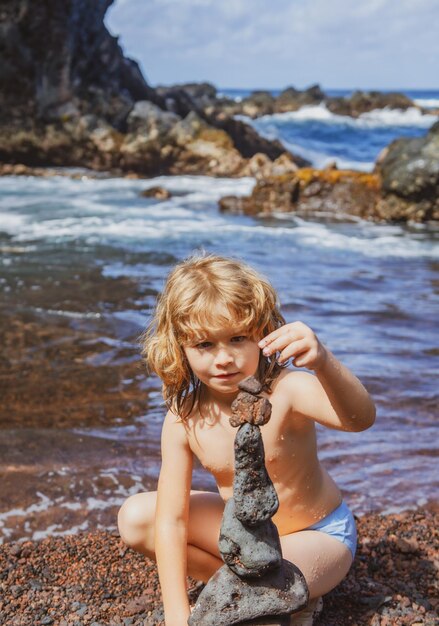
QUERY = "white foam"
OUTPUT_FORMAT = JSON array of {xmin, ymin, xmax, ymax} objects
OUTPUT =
[
  {"xmin": 32, "ymin": 521, "xmax": 89, "ymax": 542},
  {"xmin": 414, "ymin": 98, "xmax": 439, "ymax": 109},
  {"xmin": 248, "ymin": 103, "xmax": 437, "ymax": 129},
  {"xmin": 281, "ymin": 139, "xmax": 374, "ymax": 172},
  {"xmin": 33, "ymin": 307, "xmax": 102, "ymax": 319},
  {"xmin": 0, "ymin": 212, "xmax": 28, "ymax": 233}
]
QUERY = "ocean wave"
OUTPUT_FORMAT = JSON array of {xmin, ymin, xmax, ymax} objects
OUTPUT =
[
  {"xmin": 414, "ymin": 98, "xmax": 439, "ymax": 109},
  {"xmin": 1, "ymin": 176, "xmax": 437, "ymax": 261},
  {"xmin": 280, "ymin": 139, "xmax": 374, "ymax": 171},
  {"xmin": 254, "ymin": 104, "xmax": 437, "ymax": 129}
]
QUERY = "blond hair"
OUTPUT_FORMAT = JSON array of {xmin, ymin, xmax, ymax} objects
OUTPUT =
[{"xmin": 142, "ymin": 253, "xmax": 285, "ymax": 419}]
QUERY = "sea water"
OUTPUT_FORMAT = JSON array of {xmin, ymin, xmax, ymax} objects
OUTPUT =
[{"xmin": 0, "ymin": 95, "xmax": 438, "ymax": 542}]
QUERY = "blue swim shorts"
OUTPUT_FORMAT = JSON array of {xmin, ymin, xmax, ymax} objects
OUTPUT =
[{"xmin": 307, "ymin": 500, "xmax": 357, "ymax": 559}]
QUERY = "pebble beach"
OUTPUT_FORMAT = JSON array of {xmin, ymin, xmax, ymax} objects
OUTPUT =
[{"xmin": 1, "ymin": 509, "xmax": 437, "ymax": 625}]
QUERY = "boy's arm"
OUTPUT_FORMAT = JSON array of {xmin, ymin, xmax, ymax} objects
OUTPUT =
[
  {"xmin": 282, "ymin": 352, "xmax": 376, "ymax": 431},
  {"xmin": 260, "ymin": 322, "xmax": 376, "ymax": 432},
  {"xmin": 155, "ymin": 410, "xmax": 193, "ymax": 626}
]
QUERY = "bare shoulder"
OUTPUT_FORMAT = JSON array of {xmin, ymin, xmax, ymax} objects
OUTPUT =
[
  {"xmin": 271, "ymin": 368, "xmax": 318, "ymax": 399},
  {"xmin": 270, "ymin": 369, "xmax": 328, "ymax": 418},
  {"xmin": 161, "ymin": 409, "xmax": 192, "ymax": 450}
]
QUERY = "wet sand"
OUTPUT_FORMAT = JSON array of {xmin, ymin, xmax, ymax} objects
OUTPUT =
[{"xmin": 0, "ymin": 509, "xmax": 437, "ymax": 625}]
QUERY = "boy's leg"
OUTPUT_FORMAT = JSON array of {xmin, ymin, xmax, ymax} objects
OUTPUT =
[
  {"xmin": 119, "ymin": 494, "xmax": 352, "ymax": 594},
  {"xmin": 280, "ymin": 529, "xmax": 353, "ymax": 599},
  {"xmin": 117, "ymin": 490, "xmax": 224, "ymax": 582}
]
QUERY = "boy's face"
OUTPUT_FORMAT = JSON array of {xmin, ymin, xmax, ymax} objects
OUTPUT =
[{"xmin": 183, "ymin": 326, "xmax": 261, "ymax": 396}]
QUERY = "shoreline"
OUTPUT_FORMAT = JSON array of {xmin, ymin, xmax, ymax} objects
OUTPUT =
[{"xmin": 0, "ymin": 508, "xmax": 437, "ymax": 625}]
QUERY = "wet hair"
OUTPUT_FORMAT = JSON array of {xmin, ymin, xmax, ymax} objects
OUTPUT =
[{"xmin": 141, "ymin": 253, "xmax": 286, "ymax": 419}]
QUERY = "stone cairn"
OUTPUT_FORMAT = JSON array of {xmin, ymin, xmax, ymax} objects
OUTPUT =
[{"xmin": 188, "ymin": 376, "xmax": 309, "ymax": 626}]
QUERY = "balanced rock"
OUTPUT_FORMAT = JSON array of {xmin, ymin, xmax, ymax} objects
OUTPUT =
[
  {"xmin": 188, "ymin": 560, "xmax": 308, "ymax": 626},
  {"xmin": 219, "ymin": 498, "xmax": 282, "ymax": 578},
  {"xmin": 230, "ymin": 392, "xmax": 272, "ymax": 427},
  {"xmin": 238, "ymin": 376, "xmax": 263, "ymax": 395},
  {"xmin": 234, "ymin": 424, "xmax": 279, "ymax": 525}
]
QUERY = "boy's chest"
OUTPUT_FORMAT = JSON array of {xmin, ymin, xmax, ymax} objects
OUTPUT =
[{"xmin": 186, "ymin": 400, "xmax": 311, "ymax": 484}]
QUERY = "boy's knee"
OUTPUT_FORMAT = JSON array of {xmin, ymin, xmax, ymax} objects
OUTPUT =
[{"xmin": 117, "ymin": 493, "xmax": 155, "ymax": 552}]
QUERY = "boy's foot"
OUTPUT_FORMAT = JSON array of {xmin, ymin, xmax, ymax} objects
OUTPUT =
[{"xmin": 290, "ymin": 597, "xmax": 323, "ymax": 625}]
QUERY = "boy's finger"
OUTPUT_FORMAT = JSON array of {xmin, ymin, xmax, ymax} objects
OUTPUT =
[
  {"xmin": 261, "ymin": 334, "xmax": 291, "ymax": 355},
  {"xmin": 258, "ymin": 327, "xmax": 284, "ymax": 348},
  {"xmin": 261, "ymin": 328, "xmax": 303, "ymax": 355},
  {"xmin": 278, "ymin": 340, "xmax": 308, "ymax": 364}
]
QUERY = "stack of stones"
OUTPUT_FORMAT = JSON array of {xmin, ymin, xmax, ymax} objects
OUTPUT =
[{"xmin": 188, "ymin": 376, "xmax": 309, "ymax": 626}]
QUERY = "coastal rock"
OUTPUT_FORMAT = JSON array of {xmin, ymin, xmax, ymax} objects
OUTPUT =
[
  {"xmin": 0, "ymin": 0, "xmax": 158, "ymax": 123},
  {"xmin": 326, "ymin": 91, "xmax": 415, "ymax": 118},
  {"xmin": 198, "ymin": 83, "xmax": 417, "ymax": 120},
  {"xmin": 218, "ymin": 498, "xmax": 282, "ymax": 578},
  {"xmin": 156, "ymin": 82, "xmax": 218, "ymax": 115},
  {"xmin": 241, "ymin": 153, "xmax": 302, "ymax": 180},
  {"xmin": 188, "ymin": 560, "xmax": 308, "ymax": 626},
  {"xmin": 219, "ymin": 168, "xmax": 381, "ymax": 221},
  {"xmin": 119, "ymin": 110, "xmax": 247, "ymax": 176},
  {"xmin": 241, "ymin": 91, "xmax": 276, "ymax": 117},
  {"xmin": 207, "ymin": 117, "xmax": 308, "ymax": 165},
  {"xmin": 234, "ymin": 423, "xmax": 279, "ymax": 525},
  {"xmin": 375, "ymin": 121, "xmax": 439, "ymax": 221},
  {"xmin": 139, "ymin": 186, "xmax": 171, "ymax": 200},
  {"xmin": 126, "ymin": 101, "xmax": 180, "ymax": 136},
  {"xmin": 0, "ymin": 2, "xmax": 301, "ymax": 176},
  {"xmin": 275, "ymin": 84, "xmax": 325, "ymax": 113}
]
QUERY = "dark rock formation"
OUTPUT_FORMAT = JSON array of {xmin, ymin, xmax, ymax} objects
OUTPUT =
[
  {"xmin": 199, "ymin": 84, "xmax": 419, "ymax": 121},
  {"xmin": 189, "ymin": 376, "xmax": 308, "ymax": 626},
  {"xmin": 234, "ymin": 423, "xmax": 280, "ymax": 526},
  {"xmin": 219, "ymin": 122, "xmax": 439, "ymax": 223},
  {"xmin": 326, "ymin": 91, "xmax": 414, "ymax": 118},
  {"xmin": 275, "ymin": 84, "xmax": 325, "ymax": 113},
  {"xmin": 219, "ymin": 168, "xmax": 381, "ymax": 221},
  {"xmin": 0, "ymin": 1, "xmax": 300, "ymax": 175},
  {"xmin": 219, "ymin": 499, "xmax": 282, "ymax": 578},
  {"xmin": 189, "ymin": 561, "xmax": 308, "ymax": 626},
  {"xmin": 0, "ymin": 0, "xmax": 158, "ymax": 124},
  {"xmin": 139, "ymin": 186, "xmax": 171, "ymax": 200},
  {"xmin": 156, "ymin": 82, "xmax": 218, "ymax": 117},
  {"xmin": 219, "ymin": 119, "xmax": 439, "ymax": 223},
  {"xmin": 375, "ymin": 121, "xmax": 439, "ymax": 221}
]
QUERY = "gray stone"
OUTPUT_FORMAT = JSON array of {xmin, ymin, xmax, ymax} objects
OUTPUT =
[
  {"xmin": 126, "ymin": 101, "xmax": 180, "ymax": 137},
  {"xmin": 234, "ymin": 423, "xmax": 279, "ymax": 525},
  {"xmin": 238, "ymin": 376, "xmax": 263, "ymax": 395},
  {"xmin": 188, "ymin": 560, "xmax": 308, "ymax": 626},
  {"xmin": 235, "ymin": 618, "xmax": 290, "ymax": 625},
  {"xmin": 219, "ymin": 498, "xmax": 282, "ymax": 578}
]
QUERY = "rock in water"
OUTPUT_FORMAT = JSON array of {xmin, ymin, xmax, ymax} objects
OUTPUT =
[
  {"xmin": 219, "ymin": 498, "xmax": 282, "ymax": 578},
  {"xmin": 233, "ymin": 423, "xmax": 279, "ymax": 525}
]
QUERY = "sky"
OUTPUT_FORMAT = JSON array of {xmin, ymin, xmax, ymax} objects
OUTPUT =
[{"xmin": 106, "ymin": 0, "xmax": 439, "ymax": 91}]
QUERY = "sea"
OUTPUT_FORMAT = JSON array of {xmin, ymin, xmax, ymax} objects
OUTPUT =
[{"xmin": 0, "ymin": 88, "xmax": 438, "ymax": 542}]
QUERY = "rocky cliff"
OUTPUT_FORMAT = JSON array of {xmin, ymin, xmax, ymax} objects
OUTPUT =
[
  {"xmin": 0, "ymin": 0, "xmax": 305, "ymax": 175},
  {"xmin": 0, "ymin": 0, "xmax": 158, "ymax": 125}
]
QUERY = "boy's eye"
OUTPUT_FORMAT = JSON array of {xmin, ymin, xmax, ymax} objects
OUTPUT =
[
  {"xmin": 231, "ymin": 336, "xmax": 247, "ymax": 343},
  {"xmin": 196, "ymin": 341, "xmax": 212, "ymax": 349}
]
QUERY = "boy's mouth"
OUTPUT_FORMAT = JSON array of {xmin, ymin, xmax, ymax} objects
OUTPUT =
[{"xmin": 214, "ymin": 372, "xmax": 239, "ymax": 379}]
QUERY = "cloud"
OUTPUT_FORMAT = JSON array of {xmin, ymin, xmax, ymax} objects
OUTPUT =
[{"xmin": 106, "ymin": 0, "xmax": 439, "ymax": 88}]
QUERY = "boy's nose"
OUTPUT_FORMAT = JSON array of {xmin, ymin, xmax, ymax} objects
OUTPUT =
[{"xmin": 215, "ymin": 347, "xmax": 234, "ymax": 366}]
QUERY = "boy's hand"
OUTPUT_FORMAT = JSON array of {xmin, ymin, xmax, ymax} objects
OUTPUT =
[{"xmin": 258, "ymin": 322, "xmax": 328, "ymax": 371}]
